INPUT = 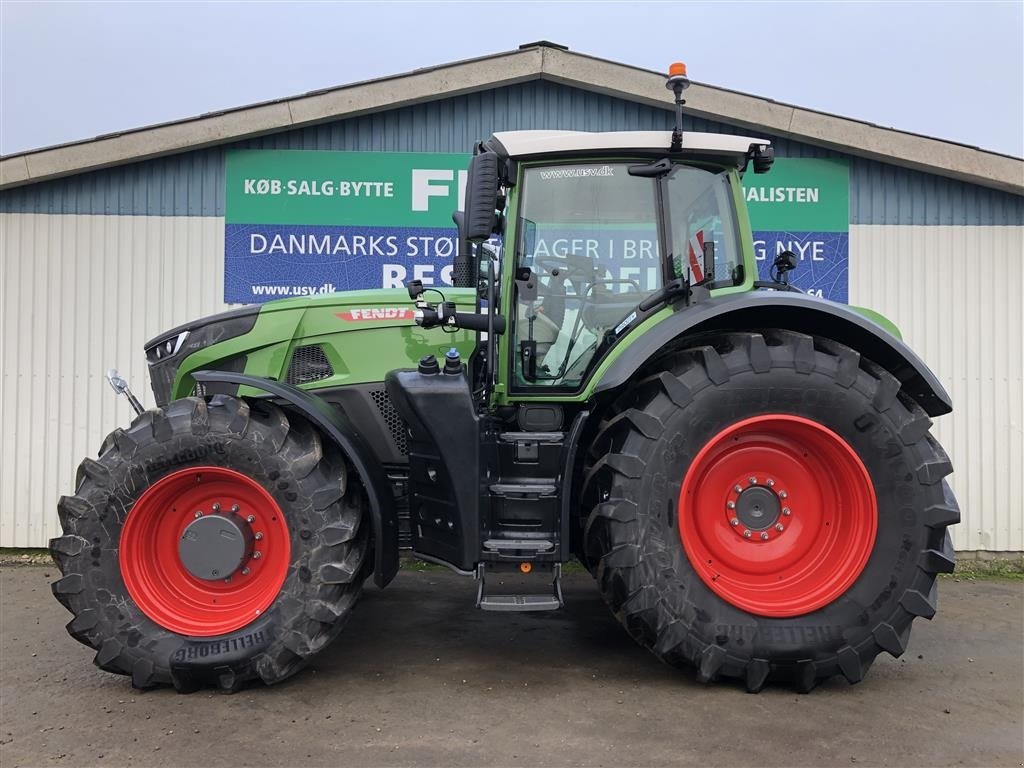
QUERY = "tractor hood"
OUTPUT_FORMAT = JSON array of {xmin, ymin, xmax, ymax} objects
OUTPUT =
[{"xmin": 146, "ymin": 288, "xmax": 478, "ymax": 406}]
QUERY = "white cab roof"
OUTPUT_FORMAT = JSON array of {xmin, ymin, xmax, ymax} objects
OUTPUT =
[{"xmin": 490, "ymin": 130, "xmax": 770, "ymax": 160}]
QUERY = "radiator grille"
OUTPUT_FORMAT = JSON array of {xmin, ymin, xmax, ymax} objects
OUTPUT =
[
  {"xmin": 370, "ymin": 388, "xmax": 408, "ymax": 456},
  {"xmin": 285, "ymin": 345, "xmax": 333, "ymax": 385}
]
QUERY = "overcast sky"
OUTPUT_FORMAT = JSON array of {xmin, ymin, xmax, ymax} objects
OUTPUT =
[{"xmin": 1, "ymin": 1, "xmax": 1022, "ymax": 158}]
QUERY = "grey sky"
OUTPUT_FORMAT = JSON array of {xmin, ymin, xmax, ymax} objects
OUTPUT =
[{"xmin": 2, "ymin": 0, "xmax": 1022, "ymax": 158}]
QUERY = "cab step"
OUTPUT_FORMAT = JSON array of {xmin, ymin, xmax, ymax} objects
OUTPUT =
[
  {"xmin": 475, "ymin": 563, "xmax": 564, "ymax": 612},
  {"xmin": 478, "ymin": 594, "xmax": 562, "ymax": 612}
]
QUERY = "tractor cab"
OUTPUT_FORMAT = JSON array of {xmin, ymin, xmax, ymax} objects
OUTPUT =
[{"xmin": 410, "ymin": 127, "xmax": 778, "ymax": 387}]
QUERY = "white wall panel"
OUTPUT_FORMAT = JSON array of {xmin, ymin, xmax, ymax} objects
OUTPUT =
[
  {"xmin": 850, "ymin": 225, "xmax": 1023, "ymax": 552},
  {"xmin": 2, "ymin": 214, "xmax": 1022, "ymax": 551},
  {"xmin": 1, "ymin": 213, "xmax": 228, "ymax": 547}
]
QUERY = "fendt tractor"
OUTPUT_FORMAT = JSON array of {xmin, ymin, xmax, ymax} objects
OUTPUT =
[{"xmin": 51, "ymin": 64, "xmax": 959, "ymax": 694}]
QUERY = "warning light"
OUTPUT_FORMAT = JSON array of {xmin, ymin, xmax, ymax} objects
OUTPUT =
[
  {"xmin": 519, "ymin": 562, "xmax": 533, "ymax": 574},
  {"xmin": 666, "ymin": 60, "xmax": 692, "ymax": 151}
]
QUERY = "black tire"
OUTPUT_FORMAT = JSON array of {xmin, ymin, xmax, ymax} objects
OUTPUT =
[
  {"xmin": 581, "ymin": 330, "xmax": 959, "ymax": 692},
  {"xmin": 50, "ymin": 395, "xmax": 368, "ymax": 692}
]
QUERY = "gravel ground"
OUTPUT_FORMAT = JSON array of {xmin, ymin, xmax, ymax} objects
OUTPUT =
[{"xmin": 1, "ymin": 565, "xmax": 1021, "ymax": 768}]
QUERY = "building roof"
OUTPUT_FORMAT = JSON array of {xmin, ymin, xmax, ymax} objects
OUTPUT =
[{"xmin": 1, "ymin": 42, "xmax": 1021, "ymax": 194}]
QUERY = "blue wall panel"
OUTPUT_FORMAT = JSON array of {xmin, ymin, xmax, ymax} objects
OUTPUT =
[{"xmin": 2, "ymin": 80, "xmax": 1021, "ymax": 225}]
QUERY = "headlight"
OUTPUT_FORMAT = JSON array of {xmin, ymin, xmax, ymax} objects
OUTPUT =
[{"xmin": 145, "ymin": 331, "xmax": 190, "ymax": 364}]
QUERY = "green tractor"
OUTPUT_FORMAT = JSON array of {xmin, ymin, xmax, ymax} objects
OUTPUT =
[{"xmin": 50, "ymin": 66, "xmax": 958, "ymax": 693}]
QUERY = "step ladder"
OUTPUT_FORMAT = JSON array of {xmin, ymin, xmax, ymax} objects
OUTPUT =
[{"xmin": 475, "ymin": 562, "xmax": 564, "ymax": 612}]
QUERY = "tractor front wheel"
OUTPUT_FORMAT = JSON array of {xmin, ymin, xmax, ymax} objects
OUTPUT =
[
  {"xmin": 50, "ymin": 395, "xmax": 367, "ymax": 692},
  {"xmin": 582, "ymin": 330, "xmax": 959, "ymax": 691}
]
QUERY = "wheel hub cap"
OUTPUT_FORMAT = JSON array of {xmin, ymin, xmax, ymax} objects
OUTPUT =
[
  {"xmin": 734, "ymin": 485, "xmax": 780, "ymax": 531},
  {"xmin": 178, "ymin": 513, "xmax": 254, "ymax": 581}
]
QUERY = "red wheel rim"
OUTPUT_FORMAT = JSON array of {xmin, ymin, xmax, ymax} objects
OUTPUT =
[
  {"xmin": 119, "ymin": 467, "xmax": 290, "ymax": 636},
  {"xmin": 678, "ymin": 415, "xmax": 876, "ymax": 618}
]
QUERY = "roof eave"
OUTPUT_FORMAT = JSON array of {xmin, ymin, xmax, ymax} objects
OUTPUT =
[{"xmin": 1, "ymin": 43, "xmax": 1021, "ymax": 196}]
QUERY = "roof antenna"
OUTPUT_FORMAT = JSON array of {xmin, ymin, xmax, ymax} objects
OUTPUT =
[{"xmin": 666, "ymin": 62, "xmax": 690, "ymax": 152}]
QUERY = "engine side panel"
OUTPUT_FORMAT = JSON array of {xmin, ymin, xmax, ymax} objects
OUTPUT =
[{"xmin": 168, "ymin": 288, "xmax": 478, "ymax": 402}]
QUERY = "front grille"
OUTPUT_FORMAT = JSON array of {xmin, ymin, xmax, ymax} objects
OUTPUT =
[
  {"xmin": 285, "ymin": 345, "xmax": 333, "ymax": 385},
  {"xmin": 370, "ymin": 388, "xmax": 408, "ymax": 456}
]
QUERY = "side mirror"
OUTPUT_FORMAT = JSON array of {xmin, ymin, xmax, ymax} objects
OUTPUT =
[
  {"xmin": 463, "ymin": 151, "xmax": 499, "ymax": 243},
  {"xmin": 450, "ymin": 211, "xmax": 477, "ymax": 288},
  {"xmin": 771, "ymin": 250, "xmax": 798, "ymax": 284},
  {"xmin": 749, "ymin": 144, "xmax": 775, "ymax": 174}
]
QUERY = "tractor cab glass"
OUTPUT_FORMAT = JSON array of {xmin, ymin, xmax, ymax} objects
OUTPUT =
[
  {"xmin": 664, "ymin": 164, "xmax": 740, "ymax": 284},
  {"xmin": 512, "ymin": 160, "xmax": 739, "ymax": 388}
]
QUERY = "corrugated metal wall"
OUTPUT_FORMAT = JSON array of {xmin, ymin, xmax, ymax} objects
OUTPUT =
[
  {"xmin": 0, "ymin": 214, "xmax": 223, "ymax": 547},
  {"xmin": 849, "ymin": 225, "xmax": 1024, "ymax": 551},
  {"xmin": 1, "ymin": 78, "xmax": 1022, "ymax": 549}
]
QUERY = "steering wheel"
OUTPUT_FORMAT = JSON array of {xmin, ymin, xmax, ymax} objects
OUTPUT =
[
  {"xmin": 533, "ymin": 254, "xmax": 598, "ymax": 281},
  {"xmin": 529, "ymin": 254, "xmax": 595, "ymax": 328}
]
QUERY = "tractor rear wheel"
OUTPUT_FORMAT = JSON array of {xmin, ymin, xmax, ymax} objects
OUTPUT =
[
  {"xmin": 50, "ymin": 395, "xmax": 367, "ymax": 692},
  {"xmin": 582, "ymin": 330, "xmax": 959, "ymax": 691}
]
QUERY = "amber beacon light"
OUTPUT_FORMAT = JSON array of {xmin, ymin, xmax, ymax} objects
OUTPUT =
[{"xmin": 667, "ymin": 60, "xmax": 691, "ymax": 151}]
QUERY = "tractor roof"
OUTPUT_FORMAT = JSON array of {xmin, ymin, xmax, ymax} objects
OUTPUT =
[{"xmin": 488, "ymin": 130, "xmax": 769, "ymax": 167}]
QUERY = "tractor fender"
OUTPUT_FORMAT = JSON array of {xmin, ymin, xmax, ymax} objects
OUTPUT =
[
  {"xmin": 594, "ymin": 291, "xmax": 952, "ymax": 417},
  {"xmin": 191, "ymin": 370, "xmax": 399, "ymax": 588}
]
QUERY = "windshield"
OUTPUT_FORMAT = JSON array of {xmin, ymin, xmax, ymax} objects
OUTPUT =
[{"xmin": 513, "ymin": 161, "xmax": 738, "ymax": 388}]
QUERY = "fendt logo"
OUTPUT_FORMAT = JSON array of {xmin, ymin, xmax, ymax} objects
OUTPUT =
[
  {"xmin": 336, "ymin": 307, "xmax": 417, "ymax": 322},
  {"xmin": 411, "ymin": 169, "xmax": 468, "ymax": 212}
]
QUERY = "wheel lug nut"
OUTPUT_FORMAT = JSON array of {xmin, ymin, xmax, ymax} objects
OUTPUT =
[
  {"xmin": 775, "ymin": 523, "xmax": 785, "ymax": 531},
  {"xmin": 254, "ymin": 532, "xmax": 263, "ymax": 541},
  {"xmin": 212, "ymin": 503, "xmax": 221, "ymax": 512},
  {"xmin": 748, "ymin": 476, "xmax": 757, "ymax": 485},
  {"xmin": 246, "ymin": 515, "xmax": 256, "ymax": 523},
  {"xmin": 730, "ymin": 518, "xmax": 739, "ymax": 526},
  {"xmin": 252, "ymin": 551, "xmax": 262, "ymax": 560},
  {"xmin": 241, "ymin": 567, "xmax": 250, "ymax": 575},
  {"xmin": 779, "ymin": 491, "xmax": 788, "ymax": 499},
  {"xmin": 231, "ymin": 504, "xmax": 240, "ymax": 513},
  {"xmin": 760, "ymin": 532, "xmax": 769, "ymax": 540},
  {"xmin": 734, "ymin": 484, "xmax": 743, "ymax": 493},
  {"xmin": 782, "ymin": 507, "xmax": 791, "ymax": 516},
  {"xmin": 743, "ymin": 529, "xmax": 752, "ymax": 538},
  {"xmin": 727, "ymin": 501, "xmax": 736, "ymax": 510},
  {"xmin": 194, "ymin": 510, "xmax": 203, "ymax": 518},
  {"xmin": 767, "ymin": 479, "xmax": 775, "ymax": 487}
]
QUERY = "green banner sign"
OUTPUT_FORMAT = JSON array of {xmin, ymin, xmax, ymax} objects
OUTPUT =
[
  {"xmin": 226, "ymin": 149, "xmax": 470, "ymax": 227},
  {"xmin": 744, "ymin": 157, "xmax": 849, "ymax": 232}
]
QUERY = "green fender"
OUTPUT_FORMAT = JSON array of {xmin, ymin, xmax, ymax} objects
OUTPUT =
[{"xmin": 593, "ymin": 291, "xmax": 952, "ymax": 417}]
